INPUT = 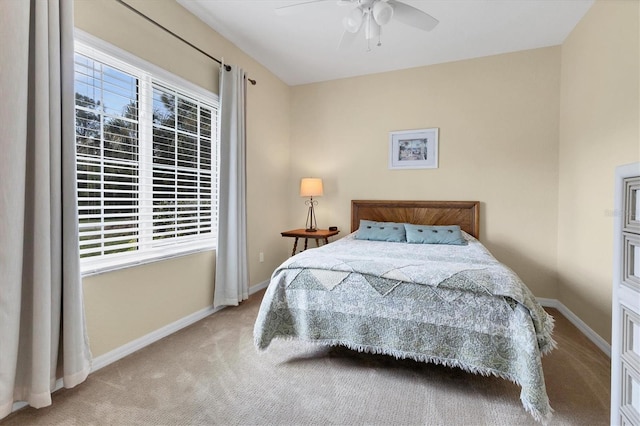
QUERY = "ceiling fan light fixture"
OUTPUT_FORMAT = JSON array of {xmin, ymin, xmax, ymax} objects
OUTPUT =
[
  {"xmin": 343, "ymin": 7, "xmax": 364, "ymax": 33},
  {"xmin": 372, "ymin": 1, "xmax": 393, "ymax": 26}
]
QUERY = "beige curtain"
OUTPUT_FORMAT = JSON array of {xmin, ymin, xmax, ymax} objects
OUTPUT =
[
  {"xmin": 0, "ymin": 0, "xmax": 92, "ymax": 419},
  {"xmin": 214, "ymin": 64, "xmax": 249, "ymax": 307}
]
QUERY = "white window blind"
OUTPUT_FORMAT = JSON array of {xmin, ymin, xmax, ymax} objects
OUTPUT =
[
  {"xmin": 151, "ymin": 84, "xmax": 214, "ymax": 242},
  {"xmin": 74, "ymin": 38, "xmax": 218, "ymax": 274}
]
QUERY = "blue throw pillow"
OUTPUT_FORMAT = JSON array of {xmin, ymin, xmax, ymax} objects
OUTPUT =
[
  {"xmin": 404, "ymin": 224, "xmax": 467, "ymax": 245},
  {"xmin": 355, "ymin": 220, "xmax": 406, "ymax": 242}
]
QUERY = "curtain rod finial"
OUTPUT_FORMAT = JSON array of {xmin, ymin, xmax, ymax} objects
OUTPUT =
[{"xmin": 223, "ymin": 64, "xmax": 257, "ymax": 85}]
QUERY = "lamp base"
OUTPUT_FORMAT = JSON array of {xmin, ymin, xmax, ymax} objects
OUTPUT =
[{"xmin": 304, "ymin": 198, "xmax": 319, "ymax": 233}]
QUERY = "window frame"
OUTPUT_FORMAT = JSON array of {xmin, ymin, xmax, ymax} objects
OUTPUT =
[{"xmin": 74, "ymin": 30, "xmax": 218, "ymax": 276}]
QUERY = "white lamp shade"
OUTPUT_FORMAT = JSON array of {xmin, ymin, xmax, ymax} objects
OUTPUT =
[
  {"xmin": 373, "ymin": 1, "xmax": 393, "ymax": 26},
  {"xmin": 300, "ymin": 178, "xmax": 324, "ymax": 197},
  {"xmin": 343, "ymin": 7, "xmax": 364, "ymax": 33}
]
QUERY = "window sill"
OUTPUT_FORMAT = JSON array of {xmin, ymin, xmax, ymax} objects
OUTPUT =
[{"xmin": 80, "ymin": 244, "xmax": 216, "ymax": 278}]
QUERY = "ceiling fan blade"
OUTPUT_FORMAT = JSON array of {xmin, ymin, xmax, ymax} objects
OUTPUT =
[
  {"xmin": 275, "ymin": 0, "xmax": 333, "ymax": 16},
  {"xmin": 388, "ymin": 0, "xmax": 439, "ymax": 31}
]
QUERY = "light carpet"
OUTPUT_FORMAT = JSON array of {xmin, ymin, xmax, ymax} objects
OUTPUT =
[{"xmin": 2, "ymin": 290, "xmax": 610, "ymax": 425}]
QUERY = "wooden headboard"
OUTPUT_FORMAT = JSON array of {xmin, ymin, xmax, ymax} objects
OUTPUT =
[{"xmin": 351, "ymin": 200, "xmax": 480, "ymax": 239}]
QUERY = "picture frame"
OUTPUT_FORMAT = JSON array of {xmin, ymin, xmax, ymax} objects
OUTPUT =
[{"xmin": 388, "ymin": 128, "xmax": 439, "ymax": 170}]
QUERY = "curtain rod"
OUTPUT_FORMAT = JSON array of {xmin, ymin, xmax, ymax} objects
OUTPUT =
[{"xmin": 114, "ymin": 0, "xmax": 257, "ymax": 85}]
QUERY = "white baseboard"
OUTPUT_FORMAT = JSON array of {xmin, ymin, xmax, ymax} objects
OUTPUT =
[
  {"xmin": 91, "ymin": 280, "xmax": 270, "ymax": 373},
  {"xmin": 92, "ymin": 287, "xmax": 606, "ymax": 374},
  {"xmin": 249, "ymin": 279, "xmax": 269, "ymax": 294},
  {"xmin": 91, "ymin": 288, "xmax": 608, "ymax": 372},
  {"xmin": 538, "ymin": 297, "xmax": 611, "ymax": 358},
  {"xmin": 11, "ymin": 306, "xmax": 220, "ymax": 414},
  {"xmin": 91, "ymin": 304, "xmax": 219, "ymax": 372}
]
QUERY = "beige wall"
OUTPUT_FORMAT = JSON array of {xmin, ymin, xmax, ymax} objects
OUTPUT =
[
  {"xmin": 557, "ymin": 0, "xmax": 640, "ymax": 343},
  {"xmin": 82, "ymin": 252, "xmax": 215, "ymax": 356},
  {"xmin": 290, "ymin": 47, "xmax": 562, "ymax": 299},
  {"xmin": 75, "ymin": 0, "xmax": 292, "ymax": 357}
]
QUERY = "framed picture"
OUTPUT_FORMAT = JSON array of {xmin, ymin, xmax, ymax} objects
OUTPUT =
[{"xmin": 388, "ymin": 128, "xmax": 439, "ymax": 170}]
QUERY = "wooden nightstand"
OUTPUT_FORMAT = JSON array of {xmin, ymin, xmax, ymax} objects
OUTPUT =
[{"xmin": 281, "ymin": 228, "xmax": 339, "ymax": 256}]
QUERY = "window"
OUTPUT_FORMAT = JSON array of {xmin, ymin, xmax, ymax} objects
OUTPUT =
[{"xmin": 74, "ymin": 35, "xmax": 218, "ymax": 274}]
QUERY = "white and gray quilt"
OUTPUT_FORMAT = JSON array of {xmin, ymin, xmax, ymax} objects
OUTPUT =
[{"xmin": 253, "ymin": 232, "xmax": 556, "ymax": 422}]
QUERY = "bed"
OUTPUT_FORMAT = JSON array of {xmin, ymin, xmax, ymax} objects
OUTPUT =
[{"xmin": 254, "ymin": 200, "xmax": 555, "ymax": 422}]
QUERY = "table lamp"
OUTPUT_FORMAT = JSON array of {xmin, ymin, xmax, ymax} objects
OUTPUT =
[{"xmin": 300, "ymin": 178, "xmax": 323, "ymax": 232}]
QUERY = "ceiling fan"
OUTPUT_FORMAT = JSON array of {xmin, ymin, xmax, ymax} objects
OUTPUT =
[{"xmin": 276, "ymin": 0, "xmax": 439, "ymax": 50}]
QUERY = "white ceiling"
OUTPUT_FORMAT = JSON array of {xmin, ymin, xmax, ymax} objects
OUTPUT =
[{"xmin": 176, "ymin": 0, "xmax": 594, "ymax": 86}]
